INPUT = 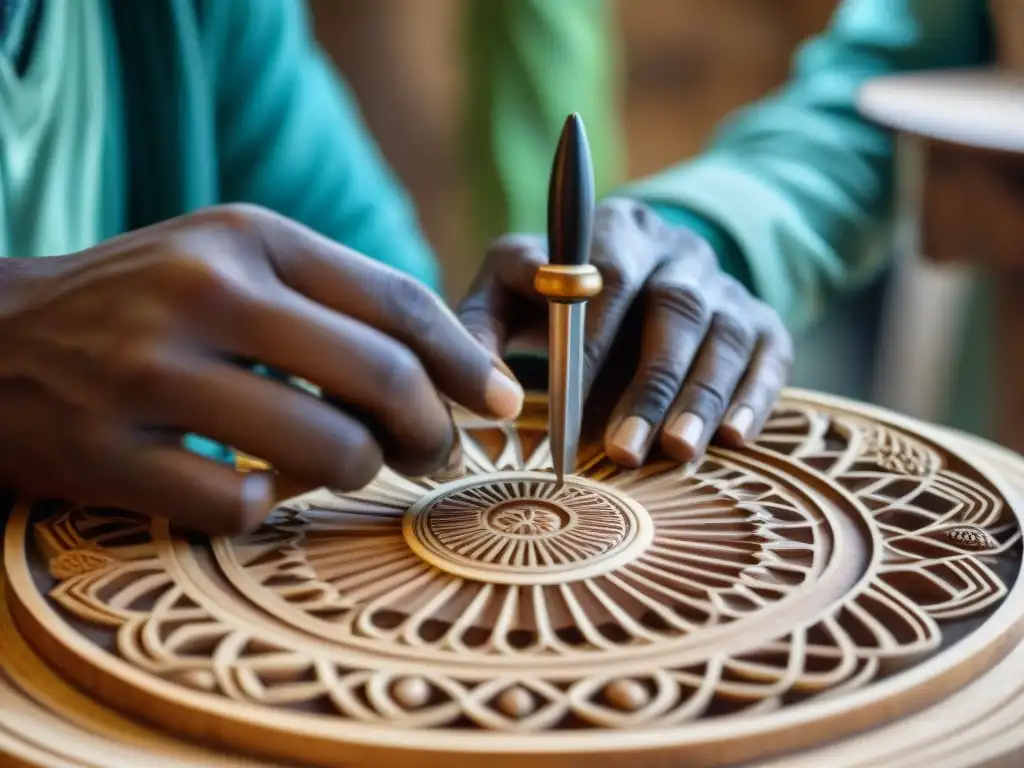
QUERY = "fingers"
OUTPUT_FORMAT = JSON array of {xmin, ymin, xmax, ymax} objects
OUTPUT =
[
  {"xmin": 227, "ymin": 207, "xmax": 524, "ymax": 422},
  {"xmin": 578, "ymin": 203, "xmax": 664, "ymax": 396},
  {"xmin": 82, "ymin": 433, "xmax": 276, "ymax": 536},
  {"xmin": 660, "ymin": 314, "xmax": 758, "ymax": 462},
  {"xmin": 189, "ymin": 299, "xmax": 461, "ymax": 477},
  {"xmin": 130, "ymin": 353, "xmax": 393, "ymax": 485},
  {"xmin": 0, "ymin": 381, "xmax": 273, "ymax": 536},
  {"xmin": 602, "ymin": 259, "xmax": 711, "ymax": 467},
  {"xmin": 460, "ymin": 200, "xmax": 672, "ymax": 403},
  {"xmin": 717, "ymin": 321, "xmax": 793, "ymax": 448}
]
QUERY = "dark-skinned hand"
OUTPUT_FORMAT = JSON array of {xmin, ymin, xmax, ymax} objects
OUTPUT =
[
  {"xmin": 457, "ymin": 197, "xmax": 792, "ymax": 468},
  {"xmin": 0, "ymin": 205, "xmax": 524, "ymax": 535}
]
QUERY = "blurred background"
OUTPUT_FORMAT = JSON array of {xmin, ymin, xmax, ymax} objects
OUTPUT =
[
  {"xmin": 307, "ymin": 0, "xmax": 889, "ymax": 404},
  {"xmin": 309, "ymin": 0, "xmax": 837, "ymax": 297}
]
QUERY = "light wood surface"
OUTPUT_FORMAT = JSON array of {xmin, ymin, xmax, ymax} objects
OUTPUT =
[{"xmin": 2, "ymin": 390, "xmax": 1024, "ymax": 766}]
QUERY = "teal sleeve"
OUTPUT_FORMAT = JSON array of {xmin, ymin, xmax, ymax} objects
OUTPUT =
[
  {"xmin": 462, "ymin": 0, "xmax": 622, "ymax": 250},
  {"xmin": 201, "ymin": 0, "xmax": 440, "ymax": 291},
  {"xmin": 623, "ymin": 0, "xmax": 990, "ymax": 331}
]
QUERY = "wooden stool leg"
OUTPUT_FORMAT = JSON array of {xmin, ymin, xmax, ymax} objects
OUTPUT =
[{"xmin": 873, "ymin": 136, "xmax": 972, "ymax": 421}]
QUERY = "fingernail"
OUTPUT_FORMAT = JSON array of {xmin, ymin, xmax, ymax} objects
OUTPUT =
[
  {"xmin": 492, "ymin": 355, "xmax": 517, "ymax": 381},
  {"xmin": 244, "ymin": 470, "xmax": 272, "ymax": 500},
  {"xmin": 241, "ymin": 472, "xmax": 274, "ymax": 523},
  {"xmin": 607, "ymin": 416, "xmax": 652, "ymax": 468},
  {"xmin": 485, "ymin": 366, "xmax": 525, "ymax": 420},
  {"xmin": 664, "ymin": 413, "xmax": 705, "ymax": 460},
  {"xmin": 723, "ymin": 405, "xmax": 754, "ymax": 443}
]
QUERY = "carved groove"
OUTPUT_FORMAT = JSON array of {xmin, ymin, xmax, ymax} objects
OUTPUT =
[{"xmin": 2, "ymin": 391, "xmax": 1023, "ymax": 767}]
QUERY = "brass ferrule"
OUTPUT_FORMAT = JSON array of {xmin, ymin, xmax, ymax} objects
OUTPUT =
[{"xmin": 533, "ymin": 264, "xmax": 603, "ymax": 302}]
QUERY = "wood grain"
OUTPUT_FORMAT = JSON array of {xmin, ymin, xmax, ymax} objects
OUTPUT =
[{"xmin": 2, "ymin": 389, "xmax": 1024, "ymax": 766}]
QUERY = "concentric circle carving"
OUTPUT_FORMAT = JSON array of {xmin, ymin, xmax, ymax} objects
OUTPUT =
[
  {"xmin": 403, "ymin": 472, "xmax": 654, "ymax": 584},
  {"xmin": 2, "ymin": 390, "xmax": 1023, "ymax": 768}
]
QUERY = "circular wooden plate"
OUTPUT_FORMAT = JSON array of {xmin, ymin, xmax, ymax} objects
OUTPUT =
[{"xmin": 2, "ymin": 389, "xmax": 1024, "ymax": 767}]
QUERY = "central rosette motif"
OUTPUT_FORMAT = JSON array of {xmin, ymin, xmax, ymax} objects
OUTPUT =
[
  {"xmin": 486, "ymin": 501, "xmax": 568, "ymax": 535},
  {"xmin": 402, "ymin": 471, "xmax": 655, "ymax": 585}
]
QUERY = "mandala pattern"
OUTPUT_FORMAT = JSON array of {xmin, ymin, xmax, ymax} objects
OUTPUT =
[
  {"xmin": 3, "ymin": 393, "xmax": 1022, "ymax": 767},
  {"xmin": 404, "ymin": 472, "xmax": 654, "ymax": 584}
]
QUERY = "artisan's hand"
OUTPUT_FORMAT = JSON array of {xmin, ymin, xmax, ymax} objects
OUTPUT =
[
  {"xmin": 458, "ymin": 198, "xmax": 791, "ymax": 467},
  {"xmin": 0, "ymin": 205, "xmax": 523, "ymax": 534}
]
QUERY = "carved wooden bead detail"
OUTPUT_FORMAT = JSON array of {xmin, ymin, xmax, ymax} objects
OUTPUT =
[
  {"xmin": 3, "ymin": 390, "xmax": 1024, "ymax": 767},
  {"xmin": 393, "ymin": 677, "xmax": 431, "ymax": 709},
  {"xmin": 497, "ymin": 686, "xmax": 534, "ymax": 719},
  {"xmin": 604, "ymin": 679, "xmax": 648, "ymax": 712}
]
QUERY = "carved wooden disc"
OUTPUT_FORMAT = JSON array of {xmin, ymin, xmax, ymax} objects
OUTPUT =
[{"xmin": 3, "ymin": 389, "xmax": 1024, "ymax": 767}]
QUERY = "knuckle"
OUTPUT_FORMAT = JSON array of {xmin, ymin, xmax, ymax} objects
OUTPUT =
[
  {"xmin": 594, "ymin": 197, "xmax": 637, "ymax": 230},
  {"xmin": 373, "ymin": 343, "xmax": 429, "ymax": 404},
  {"xmin": 455, "ymin": 291, "xmax": 491, "ymax": 328},
  {"xmin": 649, "ymin": 283, "xmax": 710, "ymax": 327},
  {"xmin": 105, "ymin": 340, "xmax": 167, "ymax": 397},
  {"xmin": 674, "ymin": 227, "xmax": 719, "ymax": 266},
  {"xmin": 711, "ymin": 315, "xmax": 755, "ymax": 355},
  {"xmin": 201, "ymin": 202, "xmax": 277, "ymax": 232},
  {"xmin": 718, "ymin": 273, "xmax": 752, "ymax": 303},
  {"xmin": 627, "ymin": 202, "xmax": 657, "ymax": 232},
  {"xmin": 596, "ymin": 257, "xmax": 634, "ymax": 295},
  {"xmin": 150, "ymin": 244, "xmax": 245, "ymax": 311},
  {"xmin": 171, "ymin": 251, "xmax": 234, "ymax": 296},
  {"xmin": 594, "ymin": 198, "xmax": 676, "ymax": 273},
  {"xmin": 455, "ymin": 295, "xmax": 502, "ymax": 350},
  {"xmin": 379, "ymin": 271, "xmax": 443, "ymax": 332},
  {"xmin": 591, "ymin": 204, "xmax": 648, "ymax": 288},
  {"xmin": 181, "ymin": 203, "xmax": 282, "ymax": 277},
  {"xmin": 635, "ymin": 359, "xmax": 685, "ymax": 412},
  {"xmin": 486, "ymin": 232, "xmax": 545, "ymax": 257},
  {"xmin": 605, "ymin": 197, "xmax": 669, "ymax": 239},
  {"xmin": 685, "ymin": 380, "xmax": 729, "ymax": 418}
]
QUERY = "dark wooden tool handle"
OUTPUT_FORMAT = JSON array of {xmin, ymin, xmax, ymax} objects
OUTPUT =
[{"xmin": 546, "ymin": 113, "xmax": 595, "ymax": 267}]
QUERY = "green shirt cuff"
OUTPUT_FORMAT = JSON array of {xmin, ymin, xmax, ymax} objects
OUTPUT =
[{"xmin": 645, "ymin": 201, "xmax": 754, "ymax": 293}]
